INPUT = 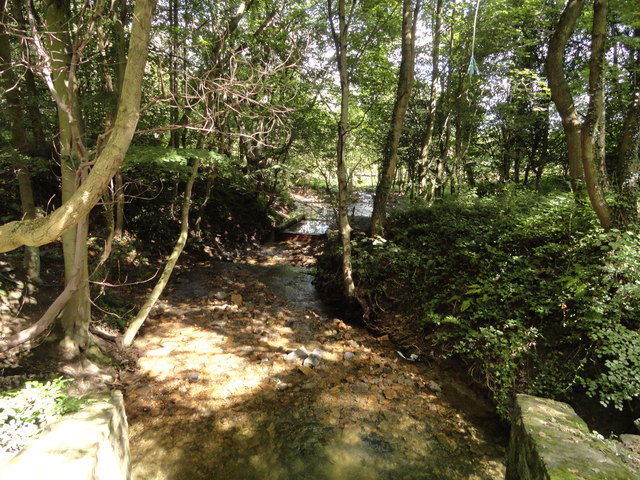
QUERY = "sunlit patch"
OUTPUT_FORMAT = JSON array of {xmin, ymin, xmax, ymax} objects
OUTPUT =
[{"xmin": 126, "ymin": 242, "xmax": 506, "ymax": 480}]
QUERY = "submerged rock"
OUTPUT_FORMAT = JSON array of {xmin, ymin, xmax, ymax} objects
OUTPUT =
[
  {"xmin": 298, "ymin": 365, "xmax": 315, "ymax": 377},
  {"xmin": 303, "ymin": 348, "xmax": 323, "ymax": 368},
  {"xmin": 284, "ymin": 346, "xmax": 309, "ymax": 363},
  {"xmin": 427, "ymin": 380, "xmax": 442, "ymax": 395},
  {"xmin": 352, "ymin": 381, "xmax": 370, "ymax": 394}
]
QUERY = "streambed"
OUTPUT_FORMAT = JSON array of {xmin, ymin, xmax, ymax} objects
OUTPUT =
[{"xmin": 124, "ymin": 242, "xmax": 506, "ymax": 480}]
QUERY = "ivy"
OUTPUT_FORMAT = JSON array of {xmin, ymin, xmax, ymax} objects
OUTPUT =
[
  {"xmin": 0, "ymin": 378, "xmax": 82, "ymax": 454},
  {"xmin": 340, "ymin": 191, "xmax": 640, "ymax": 416}
]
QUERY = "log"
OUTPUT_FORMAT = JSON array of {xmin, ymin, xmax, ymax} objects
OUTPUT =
[{"xmin": 275, "ymin": 213, "xmax": 306, "ymax": 232}]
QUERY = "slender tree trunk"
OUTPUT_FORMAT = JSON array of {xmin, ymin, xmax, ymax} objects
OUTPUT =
[
  {"xmin": 370, "ymin": 0, "xmax": 420, "ymax": 236},
  {"xmin": 329, "ymin": 0, "xmax": 355, "ymax": 298},
  {"xmin": 194, "ymin": 163, "xmax": 217, "ymax": 239},
  {"xmin": 114, "ymin": 171, "xmax": 125, "ymax": 237},
  {"xmin": 43, "ymin": 0, "xmax": 92, "ymax": 359},
  {"xmin": 113, "ymin": 2, "xmax": 128, "ymax": 237},
  {"xmin": 123, "ymin": 157, "xmax": 201, "ymax": 347},
  {"xmin": 613, "ymin": 29, "xmax": 640, "ymax": 224},
  {"xmin": 581, "ymin": 0, "xmax": 612, "ymax": 228},
  {"xmin": 168, "ymin": 0, "xmax": 181, "ymax": 148},
  {"xmin": 10, "ymin": 0, "xmax": 49, "ymax": 157},
  {"xmin": 416, "ymin": 0, "xmax": 442, "ymax": 195},
  {"xmin": 430, "ymin": 115, "xmax": 451, "ymax": 204},
  {"xmin": 17, "ymin": 172, "xmax": 41, "ymax": 283}
]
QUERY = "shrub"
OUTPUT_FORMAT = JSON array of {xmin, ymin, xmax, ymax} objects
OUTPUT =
[
  {"xmin": 336, "ymin": 191, "xmax": 640, "ymax": 416},
  {"xmin": 0, "ymin": 377, "xmax": 82, "ymax": 454}
]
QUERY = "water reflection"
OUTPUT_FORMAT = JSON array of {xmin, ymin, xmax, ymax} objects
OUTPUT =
[{"xmin": 286, "ymin": 192, "xmax": 375, "ymax": 236}]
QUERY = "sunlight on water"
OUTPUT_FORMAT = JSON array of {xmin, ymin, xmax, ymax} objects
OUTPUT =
[{"xmin": 287, "ymin": 192, "xmax": 375, "ymax": 235}]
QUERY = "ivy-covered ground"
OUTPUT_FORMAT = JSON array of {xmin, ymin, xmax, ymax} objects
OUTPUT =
[{"xmin": 317, "ymin": 187, "xmax": 640, "ymax": 431}]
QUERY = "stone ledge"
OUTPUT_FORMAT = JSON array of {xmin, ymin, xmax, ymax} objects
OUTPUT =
[
  {"xmin": 506, "ymin": 394, "xmax": 638, "ymax": 480},
  {"xmin": 0, "ymin": 390, "xmax": 130, "ymax": 480}
]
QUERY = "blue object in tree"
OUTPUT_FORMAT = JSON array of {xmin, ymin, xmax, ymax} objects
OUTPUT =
[
  {"xmin": 467, "ymin": 56, "xmax": 480, "ymax": 76},
  {"xmin": 467, "ymin": 0, "xmax": 481, "ymax": 76}
]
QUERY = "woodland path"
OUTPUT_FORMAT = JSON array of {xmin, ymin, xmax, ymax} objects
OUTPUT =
[{"xmin": 123, "ymin": 242, "xmax": 506, "ymax": 480}]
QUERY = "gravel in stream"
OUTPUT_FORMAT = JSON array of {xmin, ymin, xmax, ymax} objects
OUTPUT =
[{"xmin": 124, "ymin": 244, "xmax": 506, "ymax": 480}]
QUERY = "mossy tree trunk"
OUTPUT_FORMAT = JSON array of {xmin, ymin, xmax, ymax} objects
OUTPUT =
[{"xmin": 547, "ymin": 0, "xmax": 613, "ymax": 229}]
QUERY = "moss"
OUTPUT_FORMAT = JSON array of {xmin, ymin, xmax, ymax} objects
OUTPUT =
[
  {"xmin": 85, "ymin": 345, "xmax": 113, "ymax": 367},
  {"xmin": 509, "ymin": 395, "xmax": 638, "ymax": 479}
]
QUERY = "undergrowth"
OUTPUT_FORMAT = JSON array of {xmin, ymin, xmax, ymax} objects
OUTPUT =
[
  {"xmin": 0, "ymin": 377, "xmax": 82, "ymax": 454},
  {"xmin": 320, "ymin": 191, "xmax": 640, "ymax": 417}
]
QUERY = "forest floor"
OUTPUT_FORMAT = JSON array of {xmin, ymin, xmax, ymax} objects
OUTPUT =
[{"xmin": 122, "ymin": 241, "xmax": 507, "ymax": 480}]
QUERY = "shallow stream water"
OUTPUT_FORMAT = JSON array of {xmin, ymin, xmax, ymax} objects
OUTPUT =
[
  {"xmin": 286, "ymin": 191, "xmax": 375, "ymax": 235},
  {"xmin": 125, "ymin": 243, "xmax": 506, "ymax": 480}
]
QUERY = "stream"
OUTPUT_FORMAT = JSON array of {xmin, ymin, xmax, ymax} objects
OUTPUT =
[
  {"xmin": 124, "ymin": 238, "xmax": 507, "ymax": 480},
  {"xmin": 284, "ymin": 190, "xmax": 375, "ymax": 236}
]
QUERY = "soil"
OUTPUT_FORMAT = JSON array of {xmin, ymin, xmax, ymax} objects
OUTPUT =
[{"xmin": 123, "ymin": 241, "xmax": 507, "ymax": 480}]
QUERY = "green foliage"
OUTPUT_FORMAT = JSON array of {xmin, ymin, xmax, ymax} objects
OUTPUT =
[
  {"xmin": 120, "ymin": 146, "xmax": 273, "ymax": 252},
  {"xmin": 120, "ymin": 146, "xmax": 228, "ymax": 250},
  {"xmin": 0, "ymin": 378, "xmax": 82, "ymax": 454},
  {"xmin": 343, "ymin": 191, "xmax": 640, "ymax": 416}
]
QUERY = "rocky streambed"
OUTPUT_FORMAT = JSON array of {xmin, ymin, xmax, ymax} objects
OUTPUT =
[{"xmin": 123, "ymin": 242, "xmax": 506, "ymax": 480}]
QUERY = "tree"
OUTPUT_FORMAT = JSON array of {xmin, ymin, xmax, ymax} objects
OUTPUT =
[
  {"xmin": 0, "ymin": 0, "xmax": 41, "ymax": 283},
  {"xmin": 122, "ymin": 155, "xmax": 201, "ymax": 347},
  {"xmin": 0, "ymin": 0, "xmax": 156, "ymax": 355},
  {"xmin": 328, "ymin": 0, "xmax": 356, "ymax": 298},
  {"xmin": 414, "ymin": 0, "xmax": 443, "ymax": 197},
  {"xmin": 369, "ymin": 0, "xmax": 420, "ymax": 236},
  {"xmin": 546, "ymin": 0, "xmax": 638, "ymax": 228}
]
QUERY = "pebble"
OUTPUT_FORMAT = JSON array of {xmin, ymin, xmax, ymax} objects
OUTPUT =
[
  {"xmin": 344, "ymin": 352, "xmax": 355, "ymax": 361},
  {"xmin": 284, "ymin": 346, "xmax": 309, "ymax": 363},
  {"xmin": 187, "ymin": 373, "xmax": 200, "ymax": 382},
  {"xmin": 231, "ymin": 293, "xmax": 243, "ymax": 306},
  {"xmin": 214, "ymin": 291, "xmax": 228, "ymax": 300},
  {"xmin": 303, "ymin": 348, "xmax": 322, "ymax": 367},
  {"xmin": 352, "ymin": 381, "xmax": 370, "ymax": 394},
  {"xmin": 298, "ymin": 365, "xmax": 315, "ymax": 376},
  {"xmin": 427, "ymin": 380, "xmax": 442, "ymax": 395},
  {"xmin": 274, "ymin": 379, "xmax": 289, "ymax": 390}
]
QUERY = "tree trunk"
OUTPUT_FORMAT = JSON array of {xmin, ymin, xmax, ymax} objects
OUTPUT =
[
  {"xmin": 43, "ymin": 0, "xmax": 92, "ymax": 358},
  {"xmin": 581, "ymin": 0, "xmax": 612, "ymax": 229},
  {"xmin": 329, "ymin": 0, "xmax": 356, "ymax": 298},
  {"xmin": 612, "ymin": 29, "xmax": 640, "ymax": 224},
  {"xmin": 547, "ymin": 0, "xmax": 613, "ymax": 228},
  {"xmin": 194, "ymin": 163, "xmax": 217, "ymax": 239},
  {"xmin": 114, "ymin": 171, "xmax": 125, "ymax": 237},
  {"xmin": 546, "ymin": 0, "xmax": 585, "ymax": 196},
  {"xmin": 10, "ymin": 0, "xmax": 49, "ymax": 157},
  {"xmin": 168, "ymin": 0, "xmax": 181, "ymax": 148},
  {"xmin": 370, "ymin": 0, "xmax": 420, "ymax": 236},
  {"xmin": 123, "ymin": 157, "xmax": 201, "ymax": 347},
  {"xmin": 0, "ymin": 4, "xmax": 41, "ymax": 282},
  {"xmin": 416, "ymin": 0, "xmax": 442, "ymax": 195}
]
